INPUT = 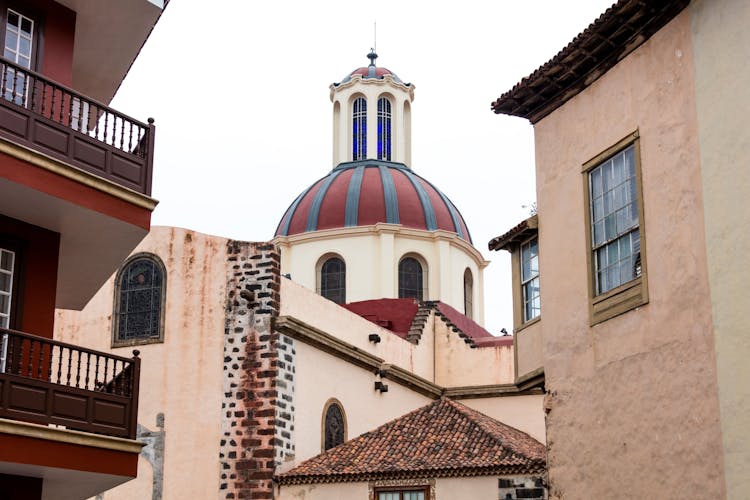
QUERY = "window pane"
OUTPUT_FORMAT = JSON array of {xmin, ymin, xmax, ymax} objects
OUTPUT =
[
  {"xmin": 0, "ymin": 250, "xmax": 13, "ymax": 270},
  {"xmin": 116, "ymin": 257, "xmax": 164, "ymax": 342},
  {"xmin": 398, "ymin": 257, "xmax": 423, "ymax": 300},
  {"xmin": 7, "ymin": 11, "xmax": 18, "ymax": 28},
  {"xmin": 20, "ymin": 18, "xmax": 32, "ymax": 36},
  {"xmin": 378, "ymin": 493, "xmax": 398, "ymax": 500},
  {"xmin": 404, "ymin": 493, "xmax": 425, "ymax": 500}
]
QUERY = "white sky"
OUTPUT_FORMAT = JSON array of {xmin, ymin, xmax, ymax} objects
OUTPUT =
[{"xmin": 112, "ymin": 0, "xmax": 614, "ymax": 335}]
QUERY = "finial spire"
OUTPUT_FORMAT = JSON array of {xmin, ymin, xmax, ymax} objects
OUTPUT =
[{"xmin": 367, "ymin": 48, "xmax": 378, "ymax": 67}]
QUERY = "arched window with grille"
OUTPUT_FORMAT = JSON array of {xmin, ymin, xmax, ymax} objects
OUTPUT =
[
  {"xmin": 463, "ymin": 268, "xmax": 473, "ymax": 319},
  {"xmin": 112, "ymin": 253, "xmax": 166, "ymax": 347},
  {"xmin": 322, "ymin": 399, "xmax": 347, "ymax": 451},
  {"xmin": 352, "ymin": 97, "xmax": 367, "ymax": 160},
  {"xmin": 377, "ymin": 96, "xmax": 392, "ymax": 161},
  {"xmin": 398, "ymin": 256, "xmax": 425, "ymax": 300},
  {"xmin": 318, "ymin": 256, "xmax": 346, "ymax": 304}
]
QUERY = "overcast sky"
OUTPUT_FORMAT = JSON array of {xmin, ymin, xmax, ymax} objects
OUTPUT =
[{"xmin": 113, "ymin": 0, "xmax": 614, "ymax": 334}]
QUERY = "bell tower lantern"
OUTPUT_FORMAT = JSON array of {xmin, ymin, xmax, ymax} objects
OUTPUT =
[{"xmin": 330, "ymin": 50, "xmax": 415, "ymax": 167}]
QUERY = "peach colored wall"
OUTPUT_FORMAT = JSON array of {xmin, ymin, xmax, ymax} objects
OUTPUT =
[
  {"xmin": 433, "ymin": 317, "xmax": 513, "ymax": 386},
  {"xmin": 55, "ymin": 226, "xmax": 228, "ymax": 499},
  {"xmin": 291, "ymin": 341, "xmax": 433, "ymax": 466},
  {"xmin": 277, "ymin": 477, "xmax": 498, "ymax": 499},
  {"xmin": 690, "ymin": 0, "xmax": 750, "ymax": 496},
  {"xmin": 461, "ymin": 395, "xmax": 545, "ymax": 443},
  {"xmin": 531, "ymin": 11, "xmax": 724, "ymax": 498},
  {"xmin": 515, "ymin": 321, "xmax": 542, "ymax": 380}
]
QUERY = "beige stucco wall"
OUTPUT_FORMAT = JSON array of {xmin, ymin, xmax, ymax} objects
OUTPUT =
[
  {"xmin": 433, "ymin": 316, "xmax": 513, "ymax": 386},
  {"xmin": 461, "ymin": 395, "xmax": 545, "ymax": 443},
  {"xmin": 54, "ymin": 226, "xmax": 228, "ymax": 499},
  {"xmin": 277, "ymin": 476, "xmax": 498, "ymax": 500},
  {"xmin": 514, "ymin": 321, "xmax": 542, "ymax": 380},
  {"xmin": 277, "ymin": 481, "xmax": 367, "ymax": 500},
  {"xmin": 275, "ymin": 224, "xmax": 487, "ymax": 325},
  {"xmin": 290, "ymin": 341, "xmax": 433, "ymax": 466},
  {"xmin": 690, "ymin": 1, "xmax": 750, "ymax": 496},
  {"xmin": 532, "ymin": 11, "xmax": 724, "ymax": 498}
]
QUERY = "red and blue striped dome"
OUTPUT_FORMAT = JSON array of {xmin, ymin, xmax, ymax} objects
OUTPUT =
[{"xmin": 275, "ymin": 161, "xmax": 472, "ymax": 243}]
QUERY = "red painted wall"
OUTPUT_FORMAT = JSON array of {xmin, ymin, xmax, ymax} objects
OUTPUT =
[
  {"xmin": 0, "ymin": 214, "xmax": 59, "ymax": 338},
  {"xmin": 11, "ymin": 0, "xmax": 76, "ymax": 86}
]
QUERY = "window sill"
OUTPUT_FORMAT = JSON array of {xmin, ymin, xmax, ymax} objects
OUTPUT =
[
  {"xmin": 112, "ymin": 337, "xmax": 164, "ymax": 349},
  {"xmin": 514, "ymin": 315, "xmax": 541, "ymax": 334},
  {"xmin": 590, "ymin": 276, "xmax": 648, "ymax": 325}
]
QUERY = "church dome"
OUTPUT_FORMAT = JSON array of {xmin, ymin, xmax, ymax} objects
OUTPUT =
[
  {"xmin": 334, "ymin": 49, "xmax": 406, "ymax": 86},
  {"xmin": 275, "ymin": 160, "xmax": 472, "ymax": 243}
]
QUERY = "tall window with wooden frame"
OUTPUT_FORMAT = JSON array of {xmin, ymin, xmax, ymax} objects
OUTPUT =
[
  {"xmin": 112, "ymin": 253, "xmax": 167, "ymax": 347},
  {"xmin": 0, "ymin": 246, "xmax": 16, "ymax": 329},
  {"xmin": 352, "ymin": 97, "xmax": 367, "ymax": 160},
  {"xmin": 520, "ymin": 238, "xmax": 540, "ymax": 322},
  {"xmin": 584, "ymin": 133, "xmax": 648, "ymax": 324},
  {"xmin": 322, "ymin": 399, "xmax": 346, "ymax": 451},
  {"xmin": 318, "ymin": 256, "xmax": 346, "ymax": 305},
  {"xmin": 2, "ymin": 7, "xmax": 37, "ymax": 106}
]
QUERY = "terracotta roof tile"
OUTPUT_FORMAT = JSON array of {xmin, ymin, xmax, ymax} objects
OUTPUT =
[
  {"xmin": 276, "ymin": 399, "xmax": 545, "ymax": 485},
  {"xmin": 491, "ymin": 0, "xmax": 689, "ymax": 123}
]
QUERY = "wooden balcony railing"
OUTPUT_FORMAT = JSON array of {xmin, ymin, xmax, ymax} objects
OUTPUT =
[
  {"xmin": 0, "ymin": 57, "xmax": 154, "ymax": 196},
  {"xmin": 0, "ymin": 328, "xmax": 141, "ymax": 439}
]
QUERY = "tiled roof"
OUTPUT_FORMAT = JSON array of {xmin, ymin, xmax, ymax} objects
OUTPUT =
[
  {"xmin": 491, "ymin": 0, "xmax": 689, "ymax": 123},
  {"xmin": 488, "ymin": 214, "xmax": 538, "ymax": 252},
  {"xmin": 276, "ymin": 398, "xmax": 545, "ymax": 485},
  {"xmin": 343, "ymin": 299, "xmax": 508, "ymax": 348}
]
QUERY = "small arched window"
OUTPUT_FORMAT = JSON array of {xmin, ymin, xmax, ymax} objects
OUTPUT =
[
  {"xmin": 398, "ymin": 256, "xmax": 424, "ymax": 300},
  {"xmin": 377, "ymin": 97, "xmax": 391, "ymax": 161},
  {"xmin": 464, "ymin": 268, "xmax": 473, "ymax": 319},
  {"xmin": 319, "ymin": 256, "xmax": 346, "ymax": 304},
  {"xmin": 352, "ymin": 97, "xmax": 367, "ymax": 160},
  {"xmin": 112, "ymin": 253, "xmax": 166, "ymax": 347},
  {"xmin": 322, "ymin": 400, "xmax": 346, "ymax": 451}
]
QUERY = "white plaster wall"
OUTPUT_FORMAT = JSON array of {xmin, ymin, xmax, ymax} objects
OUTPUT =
[
  {"xmin": 54, "ymin": 226, "xmax": 228, "ymax": 499},
  {"xmin": 280, "ymin": 278, "xmax": 434, "ymax": 380},
  {"xmin": 276, "ymin": 225, "xmax": 486, "ymax": 324},
  {"xmin": 292, "ymin": 341, "xmax": 433, "ymax": 465},
  {"xmin": 461, "ymin": 395, "xmax": 546, "ymax": 443},
  {"xmin": 277, "ymin": 482, "xmax": 367, "ymax": 500},
  {"xmin": 438, "ymin": 476, "xmax": 497, "ymax": 498}
]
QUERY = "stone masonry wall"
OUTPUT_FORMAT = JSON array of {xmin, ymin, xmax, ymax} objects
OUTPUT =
[
  {"xmin": 275, "ymin": 334, "xmax": 295, "ymax": 464},
  {"xmin": 220, "ymin": 241, "xmax": 280, "ymax": 499}
]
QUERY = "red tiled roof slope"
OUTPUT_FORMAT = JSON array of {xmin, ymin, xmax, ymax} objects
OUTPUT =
[
  {"xmin": 342, "ymin": 299, "xmax": 418, "ymax": 338},
  {"xmin": 276, "ymin": 398, "xmax": 545, "ymax": 485}
]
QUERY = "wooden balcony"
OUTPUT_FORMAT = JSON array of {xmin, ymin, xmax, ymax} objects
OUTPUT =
[
  {"xmin": 0, "ymin": 327, "xmax": 140, "ymax": 439},
  {"xmin": 0, "ymin": 57, "xmax": 154, "ymax": 196}
]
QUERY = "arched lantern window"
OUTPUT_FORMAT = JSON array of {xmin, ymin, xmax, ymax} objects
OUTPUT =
[
  {"xmin": 377, "ymin": 97, "xmax": 392, "ymax": 161},
  {"xmin": 464, "ymin": 268, "xmax": 473, "ymax": 319},
  {"xmin": 398, "ymin": 256, "xmax": 425, "ymax": 300},
  {"xmin": 353, "ymin": 97, "xmax": 367, "ymax": 160}
]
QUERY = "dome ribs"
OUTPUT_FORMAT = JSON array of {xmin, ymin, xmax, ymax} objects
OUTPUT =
[
  {"xmin": 378, "ymin": 165, "xmax": 400, "ymax": 225},
  {"xmin": 344, "ymin": 166, "xmax": 366, "ymax": 227}
]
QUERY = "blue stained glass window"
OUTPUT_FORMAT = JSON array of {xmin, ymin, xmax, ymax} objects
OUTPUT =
[
  {"xmin": 113, "ymin": 254, "xmax": 166, "ymax": 345},
  {"xmin": 353, "ymin": 97, "xmax": 367, "ymax": 160},
  {"xmin": 377, "ymin": 97, "xmax": 391, "ymax": 161}
]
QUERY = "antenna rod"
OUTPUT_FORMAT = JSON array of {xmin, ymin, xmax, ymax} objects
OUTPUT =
[{"xmin": 374, "ymin": 21, "xmax": 377, "ymax": 52}]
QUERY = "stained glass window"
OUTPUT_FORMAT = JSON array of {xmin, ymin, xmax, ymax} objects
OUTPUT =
[
  {"xmin": 324, "ymin": 402, "xmax": 345, "ymax": 451},
  {"xmin": 398, "ymin": 257, "xmax": 424, "ymax": 300},
  {"xmin": 463, "ymin": 268, "xmax": 473, "ymax": 319},
  {"xmin": 353, "ymin": 97, "xmax": 367, "ymax": 160},
  {"xmin": 113, "ymin": 254, "xmax": 166, "ymax": 345},
  {"xmin": 320, "ymin": 257, "xmax": 345, "ymax": 304},
  {"xmin": 377, "ymin": 97, "xmax": 392, "ymax": 161}
]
